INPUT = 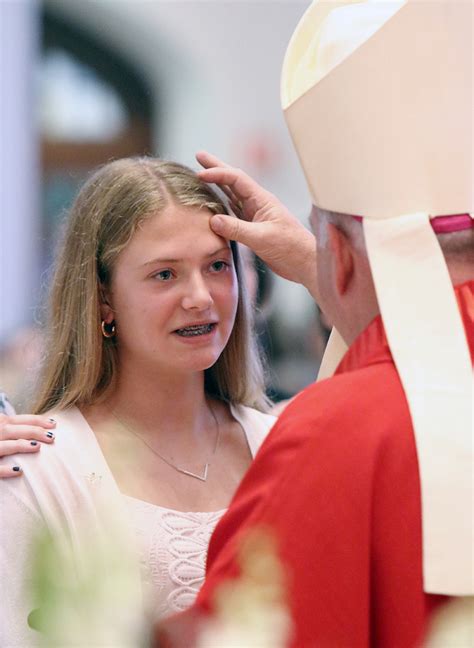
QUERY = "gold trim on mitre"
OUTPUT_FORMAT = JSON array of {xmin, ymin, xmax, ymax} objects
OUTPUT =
[
  {"xmin": 281, "ymin": 0, "xmax": 404, "ymax": 111},
  {"xmin": 283, "ymin": 0, "xmax": 473, "ymax": 595}
]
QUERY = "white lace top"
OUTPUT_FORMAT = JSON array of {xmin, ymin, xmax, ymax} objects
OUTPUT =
[
  {"xmin": 125, "ymin": 497, "xmax": 225, "ymax": 618},
  {"xmin": 121, "ymin": 403, "xmax": 277, "ymax": 619}
]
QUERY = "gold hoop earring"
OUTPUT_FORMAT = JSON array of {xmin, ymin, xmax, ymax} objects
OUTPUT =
[{"xmin": 101, "ymin": 320, "xmax": 116, "ymax": 338}]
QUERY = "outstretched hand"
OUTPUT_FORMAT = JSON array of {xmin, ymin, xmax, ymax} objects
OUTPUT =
[{"xmin": 196, "ymin": 151, "xmax": 319, "ymax": 302}]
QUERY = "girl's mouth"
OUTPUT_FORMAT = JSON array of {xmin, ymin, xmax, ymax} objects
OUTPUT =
[{"xmin": 174, "ymin": 323, "xmax": 216, "ymax": 337}]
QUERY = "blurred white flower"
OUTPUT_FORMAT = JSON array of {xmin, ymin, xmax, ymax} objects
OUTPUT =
[{"xmin": 196, "ymin": 527, "xmax": 293, "ymax": 648}]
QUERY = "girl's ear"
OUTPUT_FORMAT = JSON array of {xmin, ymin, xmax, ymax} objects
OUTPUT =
[{"xmin": 99, "ymin": 284, "xmax": 114, "ymax": 322}]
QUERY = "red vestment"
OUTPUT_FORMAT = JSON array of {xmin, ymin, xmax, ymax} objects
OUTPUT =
[{"xmin": 160, "ymin": 280, "xmax": 474, "ymax": 648}]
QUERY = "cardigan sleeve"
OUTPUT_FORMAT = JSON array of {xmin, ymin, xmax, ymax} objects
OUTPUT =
[
  {"xmin": 0, "ymin": 410, "xmax": 144, "ymax": 648},
  {"xmin": 0, "ymin": 479, "xmax": 47, "ymax": 646}
]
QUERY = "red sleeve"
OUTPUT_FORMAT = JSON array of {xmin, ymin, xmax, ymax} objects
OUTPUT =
[{"xmin": 196, "ymin": 364, "xmax": 446, "ymax": 647}]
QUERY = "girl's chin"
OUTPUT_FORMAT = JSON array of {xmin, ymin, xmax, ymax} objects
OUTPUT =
[{"xmin": 174, "ymin": 350, "xmax": 224, "ymax": 373}]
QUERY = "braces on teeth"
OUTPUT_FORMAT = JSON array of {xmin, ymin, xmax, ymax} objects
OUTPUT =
[{"xmin": 176, "ymin": 324, "xmax": 213, "ymax": 336}]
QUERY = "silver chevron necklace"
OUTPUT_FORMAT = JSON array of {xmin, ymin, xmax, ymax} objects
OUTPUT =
[{"xmin": 110, "ymin": 402, "xmax": 221, "ymax": 482}]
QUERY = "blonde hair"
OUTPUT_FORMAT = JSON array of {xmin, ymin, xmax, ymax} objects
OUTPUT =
[{"xmin": 33, "ymin": 158, "xmax": 268, "ymax": 413}]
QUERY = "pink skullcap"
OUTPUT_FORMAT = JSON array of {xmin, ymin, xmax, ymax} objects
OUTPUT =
[{"xmin": 352, "ymin": 214, "xmax": 473, "ymax": 233}]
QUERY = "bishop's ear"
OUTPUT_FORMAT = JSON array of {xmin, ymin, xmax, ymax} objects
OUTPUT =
[{"xmin": 327, "ymin": 224, "xmax": 354, "ymax": 296}]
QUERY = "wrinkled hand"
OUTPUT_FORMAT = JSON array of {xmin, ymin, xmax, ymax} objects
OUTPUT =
[
  {"xmin": 196, "ymin": 151, "xmax": 319, "ymax": 301},
  {"xmin": 0, "ymin": 414, "xmax": 56, "ymax": 478}
]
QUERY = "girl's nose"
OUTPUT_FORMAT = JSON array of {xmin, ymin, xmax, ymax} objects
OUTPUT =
[{"xmin": 181, "ymin": 274, "xmax": 213, "ymax": 310}]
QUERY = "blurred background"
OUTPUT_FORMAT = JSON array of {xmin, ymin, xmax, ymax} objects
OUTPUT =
[{"xmin": 1, "ymin": 0, "xmax": 330, "ymax": 410}]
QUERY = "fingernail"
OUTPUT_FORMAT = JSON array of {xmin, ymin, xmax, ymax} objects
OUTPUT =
[
  {"xmin": 48, "ymin": 418, "xmax": 56, "ymax": 426},
  {"xmin": 211, "ymin": 215, "xmax": 224, "ymax": 230},
  {"xmin": 12, "ymin": 466, "xmax": 22, "ymax": 472},
  {"xmin": 46, "ymin": 431, "xmax": 55, "ymax": 439},
  {"xmin": 30, "ymin": 441, "xmax": 38, "ymax": 446}
]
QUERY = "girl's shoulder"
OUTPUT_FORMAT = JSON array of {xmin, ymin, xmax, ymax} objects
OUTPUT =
[
  {"xmin": 45, "ymin": 405, "xmax": 86, "ymax": 432},
  {"xmin": 229, "ymin": 403, "xmax": 277, "ymax": 456},
  {"xmin": 0, "ymin": 407, "xmax": 102, "ymax": 523},
  {"xmin": 31, "ymin": 406, "xmax": 89, "ymax": 460},
  {"xmin": 10, "ymin": 406, "xmax": 102, "ymax": 488}
]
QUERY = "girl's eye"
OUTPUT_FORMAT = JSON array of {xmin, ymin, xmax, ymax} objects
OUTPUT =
[
  {"xmin": 210, "ymin": 260, "xmax": 228, "ymax": 273},
  {"xmin": 153, "ymin": 269, "xmax": 173, "ymax": 281}
]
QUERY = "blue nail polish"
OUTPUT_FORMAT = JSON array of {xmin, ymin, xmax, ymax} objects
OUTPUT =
[
  {"xmin": 46, "ymin": 431, "xmax": 54, "ymax": 439},
  {"xmin": 12, "ymin": 466, "xmax": 22, "ymax": 472},
  {"xmin": 30, "ymin": 441, "xmax": 38, "ymax": 446},
  {"xmin": 48, "ymin": 418, "xmax": 56, "ymax": 425}
]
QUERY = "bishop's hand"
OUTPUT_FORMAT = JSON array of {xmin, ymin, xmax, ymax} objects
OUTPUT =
[{"xmin": 196, "ymin": 151, "xmax": 319, "ymax": 302}]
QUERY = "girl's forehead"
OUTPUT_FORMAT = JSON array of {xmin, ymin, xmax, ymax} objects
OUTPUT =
[
  {"xmin": 138, "ymin": 204, "xmax": 214, "ymax": 234},
  {"xmin": 121, "ymin": 207, "xmax": 231, "ymax": 266}
]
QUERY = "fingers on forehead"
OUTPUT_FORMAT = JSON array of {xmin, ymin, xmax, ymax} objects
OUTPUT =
[{"xmin": 200, "ymin": 168, "xmax": 254, "ymax": 200}]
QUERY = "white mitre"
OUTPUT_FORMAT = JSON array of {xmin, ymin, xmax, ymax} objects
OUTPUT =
[{"xmin": 281, "ymin": 0, "xmax": 473, "ymax": 595}]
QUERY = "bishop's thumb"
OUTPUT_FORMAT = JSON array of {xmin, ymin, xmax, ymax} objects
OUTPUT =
[{"xmin": 210, "ymin": 214, "xmax": 253, "ymax": 245}]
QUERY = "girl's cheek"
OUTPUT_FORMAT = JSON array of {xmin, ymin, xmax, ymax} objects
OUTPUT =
[{"xmin": 216, "ymin": 280, "xmax": 238, "ymax": 300}]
